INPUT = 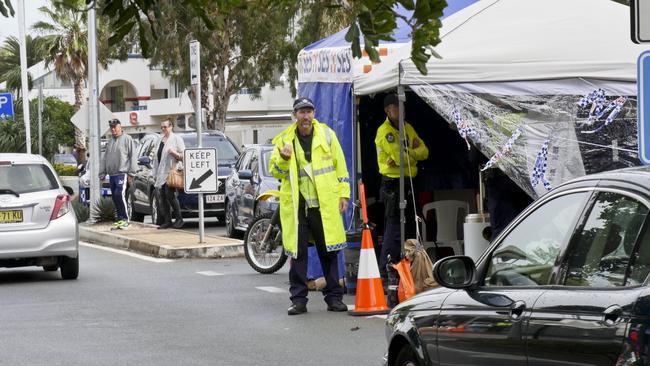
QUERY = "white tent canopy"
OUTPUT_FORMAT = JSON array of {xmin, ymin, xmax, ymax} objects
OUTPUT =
[{"xmin": 354, "ymin": 0, "xmax": 647, "ymax": 96}]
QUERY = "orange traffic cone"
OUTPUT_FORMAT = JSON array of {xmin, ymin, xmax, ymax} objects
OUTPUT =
[{"xmin": 349, "ymin": 181, "xmax": 389, "ymax": 316}]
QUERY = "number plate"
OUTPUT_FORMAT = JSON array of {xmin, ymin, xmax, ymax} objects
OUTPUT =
[
  {"xmin": 0, "ymin": 210, "xmax": 23, "ymax": 223},
  {"xmin": 205, "ymin": 194, "xmax": 225, "ymax": 204}
]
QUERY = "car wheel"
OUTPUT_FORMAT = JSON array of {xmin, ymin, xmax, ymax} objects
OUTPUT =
[
  {"xmin": 394, "ymin": 346, "xmax": 419, "ymax": 366},
  {"xmin": 60, "ymin": 256, "xmax": 79, "ymax": 280},
  {"xmin": 225, "ymin": 201, "xmax": 238, "ymax": 238},
  {"xmin": 129, "ymin": 194, "xmax": 145, "ymax": 222},
  {"xmin": 43, "ymin": 265, "xmax": 58, "ymax": 272}
]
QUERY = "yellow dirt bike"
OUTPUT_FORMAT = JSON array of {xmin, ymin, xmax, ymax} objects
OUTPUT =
[{"xmin": 243, "ymin": 189, "xmax": 287, "ymax": 273}]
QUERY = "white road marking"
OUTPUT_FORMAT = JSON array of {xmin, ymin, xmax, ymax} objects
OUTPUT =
[
  {"xmin": 256, "ymin": 286, "xmax": 288, "ymax": 294},
  {"xmin": 196, "ymin": 271, "xmax": 224, "ymax": 276},
  {"xmin": 80, "ymin": 242, "xmax": 174, "ymax": 263},
  {"xmin": 367, "ymin": 315, "xmax": 388, "ymax": 320}
]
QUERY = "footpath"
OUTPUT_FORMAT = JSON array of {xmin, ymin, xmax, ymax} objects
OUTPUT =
[{"xmin": 79, "ymin": 222, "xmax": 244, "ymax": 259}]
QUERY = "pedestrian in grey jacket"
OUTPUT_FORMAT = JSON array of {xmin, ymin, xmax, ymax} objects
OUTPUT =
[
  {"xmin": 152, "ymin": 117, "xmax": 186, "ymax": 229},
  {"xmin": 99, "ymin": 119, "xmax": 136, "ymax": 229}
]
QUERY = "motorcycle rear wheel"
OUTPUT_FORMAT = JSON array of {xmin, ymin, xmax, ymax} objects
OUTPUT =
[{"xmin": 244, "ymin": 212, "xmax": 287, "ymax": 274}]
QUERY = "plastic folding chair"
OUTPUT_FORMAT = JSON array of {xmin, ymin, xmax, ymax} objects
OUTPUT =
[{"xmin": 421, "ymin": 200, "xmax": 470, "ymax": 258}]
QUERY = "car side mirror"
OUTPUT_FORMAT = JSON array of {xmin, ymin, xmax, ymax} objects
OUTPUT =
[
  {"xmin": 138, "ymin": 156, "xmax": 151, "ymax": 168},
  {"xmin": 238, "ymin": 169, "xmax": 253, "ymax": 180},
  {"xmin": 433, "ymin": 256, "xmax": 476, "ymax": 289}
]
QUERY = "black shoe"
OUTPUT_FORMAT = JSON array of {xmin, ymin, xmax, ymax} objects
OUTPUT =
[
  {"xmin": 172, "ymin": 219, "xmax": 184, "ymax": 229},
  {"xmin": 326, "ymin": 299, "xmax": 348, "ymax": 312},
  {"xmin": 158, "ymin": 222, "xmax": 172, "ymax": 230},
  {"xmin": 287, "ymin": 303, "xmax": 307, "ymax": 315}
]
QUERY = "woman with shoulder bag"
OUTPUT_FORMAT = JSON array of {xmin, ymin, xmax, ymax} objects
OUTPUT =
[{"xmin": 152, "ymin": 117, "xmax": 186, "ymax": 229}]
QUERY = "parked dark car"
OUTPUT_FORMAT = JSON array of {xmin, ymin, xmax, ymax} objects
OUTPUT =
[
  {"xmin": 224, "ymin": 144, "xmax": 279, "ymax": 237},
  {"xmin": 128, "ymin": 131, "xmax": 240, "ymax": 224},
  {"xmin": 384, "ymin": 166, "xmax": 650, "ymax": 366}
]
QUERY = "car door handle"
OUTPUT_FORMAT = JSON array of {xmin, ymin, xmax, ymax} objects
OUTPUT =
[
  {"xmin": 509, "ymin": 300, "xmax": 526, "ymax": 320},
  {"xmin": 603, "ymin": 305, "xmax": 622, "ymax": 326}
]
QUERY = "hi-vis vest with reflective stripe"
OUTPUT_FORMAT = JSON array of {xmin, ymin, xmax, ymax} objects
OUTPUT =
[
  {"xmin": 269, "ymin": 119, "xmax": 350, "ymax": 258},
  {"xmin": 294, "ymin": 128, "xmax": 332, "ymax": 208},
  {"xmin": 375, "ymin": 118, "xmax": 429, "ymax": 178}
]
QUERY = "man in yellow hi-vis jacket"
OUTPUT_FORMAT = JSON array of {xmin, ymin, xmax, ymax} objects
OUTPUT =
[
  {"xmin": 375, "ymin": 93, "xmax": 429, "ymax": 284},
  {"xmin": 269, "ymin": 97, "xmax": 350, "ymax": 316}
]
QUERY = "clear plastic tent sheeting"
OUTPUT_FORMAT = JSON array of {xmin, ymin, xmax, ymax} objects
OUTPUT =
[{"xmin": 410, "ymin": 80, "xmax": 639, "ymax": 199}]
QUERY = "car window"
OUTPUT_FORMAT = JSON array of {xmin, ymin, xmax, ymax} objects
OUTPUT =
[
  {"xmin": 262, "ymin": 150, "xmax": 272, "ymax": 177},
  {"xmin": 235, "ymin": 152, "xmax": 246, "ymax": 170},
  {"xmin": 564, "ymin": 192, "xmax": 648, "ymax": 287},
  {"xmin": 0, "ymin": 164, "xmax": 59, "ymax": 193},
  {"xmin": 629, "ymin": 223, "xmax": 650, "ymax": 285},
  {"xmin": 249, "ymin": 152, "xmax": 259, "ymax": 174},
  {"xmin": 238, "ymin": 150, "xmax": 253, "ymax": 171},
  {"xmin": 485, "ymin": 192, "xmax": 590, "ymax": 287},
  {"xmin": 54, "ymin": 154, "xmax": 77, "ymax": 164}
]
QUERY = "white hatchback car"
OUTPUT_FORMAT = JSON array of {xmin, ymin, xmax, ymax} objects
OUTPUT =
[{"xmin": 0, "ymin": 153, "xmax": 79, "ymax": 279}]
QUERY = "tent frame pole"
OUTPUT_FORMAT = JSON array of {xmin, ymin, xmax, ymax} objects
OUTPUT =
[{"xmin": 398, "ymin": 63, "xmax": 406, "ymax": 256}]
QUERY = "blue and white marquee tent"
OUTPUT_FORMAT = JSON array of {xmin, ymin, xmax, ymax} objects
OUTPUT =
[
  {"xmin": 299, "ymin": 0, "xmax": 647, "ymax": 203},
  {"xmin": 297, "ymin": 0, "xmax": 479, "ymax": 218}
]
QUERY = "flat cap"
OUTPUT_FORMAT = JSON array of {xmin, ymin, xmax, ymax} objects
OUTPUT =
[{"xmin": 108, "ymin": 119, "xmax": 121, "ymax": 126}]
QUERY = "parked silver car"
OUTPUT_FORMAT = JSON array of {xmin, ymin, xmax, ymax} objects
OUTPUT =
[{"xmin": 0, "ymin": 153, "xmax": 79, "ymax": 279}]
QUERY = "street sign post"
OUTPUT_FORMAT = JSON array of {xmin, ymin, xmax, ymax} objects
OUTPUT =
[
  {"xmin": 638, "ymin": 50, "xmax": 650, "ymax": 164},
  {"xmin": 0, "ymin": 92, "xmax": 14, "ymax": 120},
  {"xmin": 183, "ymin": 148, "xmax": 218, "ymax": 194},
  {"xmin": 189, "ymin": 40, "xmax": 205, "ymax": 242}
]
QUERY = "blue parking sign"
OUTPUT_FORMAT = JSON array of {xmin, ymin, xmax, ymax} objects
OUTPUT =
[
  {"xmin": 0, "ymin": 92, "xmax": 13, "ymax": 120},
  {"xmin": 638, "ymin": 51, "xmax": 650, "ymax": 164}
]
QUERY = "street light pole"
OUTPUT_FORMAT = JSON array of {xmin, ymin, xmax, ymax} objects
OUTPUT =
[
  {"xmin": 87, "ymin": 4, "xmax": 101, "ymax": 219},
  {"xmin": 17, "ymin": 0, "xmax": 31, "ymax": 154},
  {"xmin": 38, "ymin": 83, "xmax": 43, "ymax": 156}
]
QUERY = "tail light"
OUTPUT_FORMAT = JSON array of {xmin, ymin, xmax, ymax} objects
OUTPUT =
[{"xmin": 50, "ymin": 194, "xmax": 71, "ymax": 220}]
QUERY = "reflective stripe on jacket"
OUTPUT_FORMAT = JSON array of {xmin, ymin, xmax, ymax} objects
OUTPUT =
[
  {"xmin": 269, "ymin": 119, "xmax": 350, "ymax": 258},
  {"xmin": 375, "ymin": 118, "xmax": 429, "ymax": 178}
]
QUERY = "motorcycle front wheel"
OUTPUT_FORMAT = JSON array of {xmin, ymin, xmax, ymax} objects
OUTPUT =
[{"xmin": 244, "ymin": 212, "xmax": 287, "ymax": 274}]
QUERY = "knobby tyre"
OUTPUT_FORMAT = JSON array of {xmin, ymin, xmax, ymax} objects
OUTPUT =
[{"xmin": 244, "ymin": 212, "xmax": 287, "ymax": 274}]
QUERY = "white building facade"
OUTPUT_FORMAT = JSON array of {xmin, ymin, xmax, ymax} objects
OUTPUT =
[{"xmin": 28, "ymin": 55, "xmax": 293, "ymax": 144}]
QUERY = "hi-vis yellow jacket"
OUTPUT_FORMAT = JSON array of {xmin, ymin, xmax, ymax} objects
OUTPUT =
[
  {"xmin": 269, "ymin": 119, "xmax": 350, "ymax": 258},
  {"xmin": 375, "ymin": 118, "xmax": 429, "ymax": 178}
]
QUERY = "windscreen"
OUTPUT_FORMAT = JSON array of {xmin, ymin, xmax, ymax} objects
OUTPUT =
[
  {"xmin": 262, "ymin": 150, "xmax": 272, "ymax": 177},
  {"xmin": 0, "ymin": 164, "xmax": 59, "ymax": 194},
  {"xmin": 184, "ymin": 135, "xmax": 240, "ymax": 161},
  {"xmin": 56, "ymin": 155, "xmax": 77, "ymax": 164}
]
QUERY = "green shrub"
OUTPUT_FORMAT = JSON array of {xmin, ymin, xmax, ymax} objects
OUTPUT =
[
  {"xmin": 53, "ymin": 163, "xmax": 78, "ymax": 176},
  {"xmin": 91, "ymin": 196, "xmax": 116, "ymax": 223},
  {"xmin": 71, "ymin": 198, "xmax": 89, "ymax": 223}
]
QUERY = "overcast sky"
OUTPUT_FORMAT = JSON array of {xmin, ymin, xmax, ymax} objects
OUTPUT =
[{"xmin": 0, "ymin": 0, "xmax": 50, "ymax": 43}]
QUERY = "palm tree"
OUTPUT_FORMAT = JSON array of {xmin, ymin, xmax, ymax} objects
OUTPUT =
[
  {"xmin": 32, "ymin": 1, "xmax": 131, "ymax": 156},
  {"xmin": 0, "ymin": 35, "xmax": 44, "ymax": 97},
  {"xmin": 32, "ymin": 1, "xmax": 88, "ymax": 112}
]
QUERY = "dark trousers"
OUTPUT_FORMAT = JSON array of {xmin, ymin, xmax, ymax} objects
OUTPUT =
[
  {"xmin": 109, "ymin": 174, "xmax": 128, "ymax": 221},
  {"xmin": 157, "ymin": 184, "xmax": 182, "ymax": 224},
  {"xmin": 379, "ymin": 178, "xmax": 415, "ymax": 280},
  {"xmin": 289, "ymin": 205, "xmax": 343, "ymax": 305}
]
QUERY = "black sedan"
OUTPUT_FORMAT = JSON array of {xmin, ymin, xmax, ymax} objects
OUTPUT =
[
  {"xmin": 384, "ymin": 166, "xmax": 650, "ymax": 366},
  {"xmin": 224, "ymin": 144, "xmax": 279, "ymax": 237},
  {"xmin": 129, "ymin": 131, "xmax": 240, "ymax": 224}
]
